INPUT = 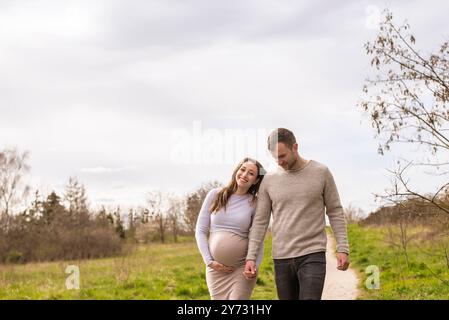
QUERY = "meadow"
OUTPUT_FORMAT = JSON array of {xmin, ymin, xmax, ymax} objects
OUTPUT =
[
  {"xmin": 1, "ymin": 225, "xmax": 449, "ymax": 299},
  {"xmin": 0, "ymin": 235, "xmax": 276, "ymax": 300},
  {"xmin": 348, "ymin": 224, "xmax": 449, "ymax": 300}
]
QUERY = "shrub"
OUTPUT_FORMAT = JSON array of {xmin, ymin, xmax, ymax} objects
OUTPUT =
[{"xmin": 6, "ymin": 249, "xmax": 23, "ymax": 264}]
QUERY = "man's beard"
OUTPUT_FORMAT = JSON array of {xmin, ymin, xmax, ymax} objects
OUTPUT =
[{"xmin": 286, "ymin": 157, "xmax": 298, "ymax": 170}]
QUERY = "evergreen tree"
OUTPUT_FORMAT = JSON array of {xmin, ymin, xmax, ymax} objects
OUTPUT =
[{"xmin": 42, "ymin": 191, "xmax": 65, "ymax": 225}]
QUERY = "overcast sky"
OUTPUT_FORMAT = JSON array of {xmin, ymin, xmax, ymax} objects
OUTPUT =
[{"xmin": 1, "ymin": 0, "xmax": 448, "ymax": 214}]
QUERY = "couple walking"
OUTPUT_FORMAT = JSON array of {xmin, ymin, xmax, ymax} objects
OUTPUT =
[{"xmin": 195, "ymin": 128, "xmax": 350, "ymax": 300}]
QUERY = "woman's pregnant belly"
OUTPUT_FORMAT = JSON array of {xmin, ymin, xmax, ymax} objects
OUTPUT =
[{"xmin": 208, "ymin": 231, "xmax": 248, "ymax": 267}]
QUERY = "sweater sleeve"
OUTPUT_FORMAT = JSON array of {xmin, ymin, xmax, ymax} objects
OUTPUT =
[
  {"xmin": 324, "ymin": 168, "xmax": 350, "ymax": 254},
  {"xmin": 195, "ymin": 189, "xmax": 218, "ymax": 266},
  {"xmin": 255, "ymin": 240, "xmax": 264, "ymax": 269},
  {"xmin": 246, "ymin": 179, "xmax": 271, "ymax": 261}
]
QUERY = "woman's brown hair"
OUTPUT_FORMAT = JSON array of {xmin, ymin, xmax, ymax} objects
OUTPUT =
[{"xmin": 209, "ymin": 157, "xmax": 266, "ymax": 213}]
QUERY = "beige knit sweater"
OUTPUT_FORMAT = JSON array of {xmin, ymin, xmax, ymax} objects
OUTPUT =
[{"xmin": 246, "ymin": 160, "xmax": 349, "ymax": 261}]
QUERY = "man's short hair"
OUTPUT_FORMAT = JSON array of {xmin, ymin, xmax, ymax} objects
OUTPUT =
[{"xmin": 267, "ymin": 128, "xmax": 297, "ymax": 151}]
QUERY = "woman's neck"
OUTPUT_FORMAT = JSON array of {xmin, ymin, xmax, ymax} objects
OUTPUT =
[{"xmin": 235, "ymin": 187, "xmax": 249, "ymax": 195}]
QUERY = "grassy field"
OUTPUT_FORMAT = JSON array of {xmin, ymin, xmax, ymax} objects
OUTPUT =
[
  {"xmin": 348, "ymin": 224, "xmax": 449, "ymax": 300},
  {"xmin": 0, "ymin": 235, "xmax": 276, "ymax": 300},
  {"xmin": 2, "ymin": 225, "xmax": 449, "ymax": 300}
]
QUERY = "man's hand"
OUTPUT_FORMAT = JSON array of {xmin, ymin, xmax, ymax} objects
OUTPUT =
[
  {"xmin": 207, "ymin": 261, "xmax": 235, "ymax": 273},
  {"xmin": 337, "ymin": 252, "xmax": 350, "ymax": 271},
  {"xmin": 243, "ymin": 260, "xmax": 257, "ymax": 280}
]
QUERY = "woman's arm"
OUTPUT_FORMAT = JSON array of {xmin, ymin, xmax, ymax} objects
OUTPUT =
[{"xmin": 194, "ymin": 189, "xmax": 218, "ymax": 266}]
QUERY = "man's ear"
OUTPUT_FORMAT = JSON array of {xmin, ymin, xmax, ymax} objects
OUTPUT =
[{"xmin": 292, "ymin": 143, "xmax": 299, "ymax": 152}]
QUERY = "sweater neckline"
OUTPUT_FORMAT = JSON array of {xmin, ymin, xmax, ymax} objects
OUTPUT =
[{"xmin": 280, "ymin": 159, "xmax": 313, "ymax": 174}]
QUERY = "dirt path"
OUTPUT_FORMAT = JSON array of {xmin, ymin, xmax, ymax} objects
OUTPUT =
[{"xmin": 322, "ymin": 234, "xmax": 359, "ymax": 300}]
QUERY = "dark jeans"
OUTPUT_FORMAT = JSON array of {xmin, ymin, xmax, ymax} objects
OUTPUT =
[{"xmin": 273, "ymin": 251, "xmax": 326, "ymax": 300}]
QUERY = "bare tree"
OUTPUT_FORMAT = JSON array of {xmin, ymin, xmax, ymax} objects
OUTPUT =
[
  {"xmin": 167, "ymin": 194, "xmax": 185, "ymax": 243},
  {"xmin": 147, "ymin": 191, "xmax": 167, "ymax": 243},
  {"xmin": 133, "ymin": 207, "xmax": 150, "ymax": 243},
  {"xmin": 112, "ymin": 206, "xmax": 125, "ymax": 239},
  {"xmin": 0, "ymin": 148, "xmax": 31, "ymax": 218},
  {"xmin": 28, "ymin": 189, "xmax": 44, "ymax": 220},
  {"xmin": 126, "ymin": 208, "xmax": 136, "ymax": 242},
  {"xmin": 343, "ymin": 203, "xmax": 365, "ymax": 223},
  {"xmin": 359, "ymin": 9, "xmax": 449, "ymax": 214},
  {"xmin": 184, "ymin": 181, "xmax": 222, "ymax": 234},
  {"xmin": 384, "ymin": 205, "xmax": 417, "ymax": 268}
]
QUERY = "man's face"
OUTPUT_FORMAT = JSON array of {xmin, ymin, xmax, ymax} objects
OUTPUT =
[{"xmin": 270, "ymin": 142, "xmax": 297, "ymax": 170}]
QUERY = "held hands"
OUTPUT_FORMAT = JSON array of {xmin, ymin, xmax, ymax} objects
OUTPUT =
[
  {"xmin": 243, "ymin": 260, "xmax": 258, "ymax": 280},
  {"xmin": 207, "ymin": 261, "xmax": 235, "ymax": 274},
  {"xmin": 208, "ymin": 260, "xmax": 258, "ymax": 278},
  {"xmin": 337, "ymin": 252, "xmax": 350, "ymax": 271}
]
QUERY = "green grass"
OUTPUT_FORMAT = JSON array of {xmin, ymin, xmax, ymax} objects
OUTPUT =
[
  {"xmin": 348, "ymin": 223, "xmax": 449, "ymax": 300},
  {"xmin": 4, "ymin": 224, "xmax": 447, "ymax": 300},
  {"xmin": 0, "ymin": 236, "xmax": 276, "ymax": 300}
]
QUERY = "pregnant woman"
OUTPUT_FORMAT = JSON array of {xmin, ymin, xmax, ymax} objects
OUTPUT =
[{"xmin": 195, "ymin": 157, "xmax": 266, "ymax": 300}]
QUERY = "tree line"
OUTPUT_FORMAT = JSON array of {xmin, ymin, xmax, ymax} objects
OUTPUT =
[{"xmin": 0, "ymin": 147, "xmax": 221, "ymax": 264}]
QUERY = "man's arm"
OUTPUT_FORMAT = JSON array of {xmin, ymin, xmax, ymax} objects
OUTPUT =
[
  {"xmin": 244, "ymin": 179, "xmax": 271, "ymax": 279},
  {"xmin": 246, "ymin": 179, "xmax": 272, "ymax": 262},
  {"xmin": 323, "ymin": 167, "xmax": 350, "ymax": 268}
]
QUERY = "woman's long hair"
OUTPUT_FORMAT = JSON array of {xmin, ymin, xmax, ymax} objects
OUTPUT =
[{"xmin": 209, "ymin": 157, "xmax": 266, "ymax": 214}]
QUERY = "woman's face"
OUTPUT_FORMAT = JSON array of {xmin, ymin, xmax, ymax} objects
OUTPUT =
[{"xmin": 235, "ymin": 161, "xmax": 259, "ymax": 190}]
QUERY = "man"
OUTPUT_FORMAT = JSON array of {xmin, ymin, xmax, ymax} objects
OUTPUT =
[{"xmin": 244, "ymin": 128, "xmax": 350, "ymax": 300}]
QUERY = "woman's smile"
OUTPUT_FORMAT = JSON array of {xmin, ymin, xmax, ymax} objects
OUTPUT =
[{"xmin": 238, "ymin": 177, "xmax": 248, "ymax": 184}]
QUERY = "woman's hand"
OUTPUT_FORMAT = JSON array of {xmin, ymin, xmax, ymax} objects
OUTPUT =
[
  {"xmin": 207, "ymin": 261, "xmax": 235, "ymax": 273},
  {"xmin": 243, "ymin": 260, "xmax": 258, "ymax": 280}
]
